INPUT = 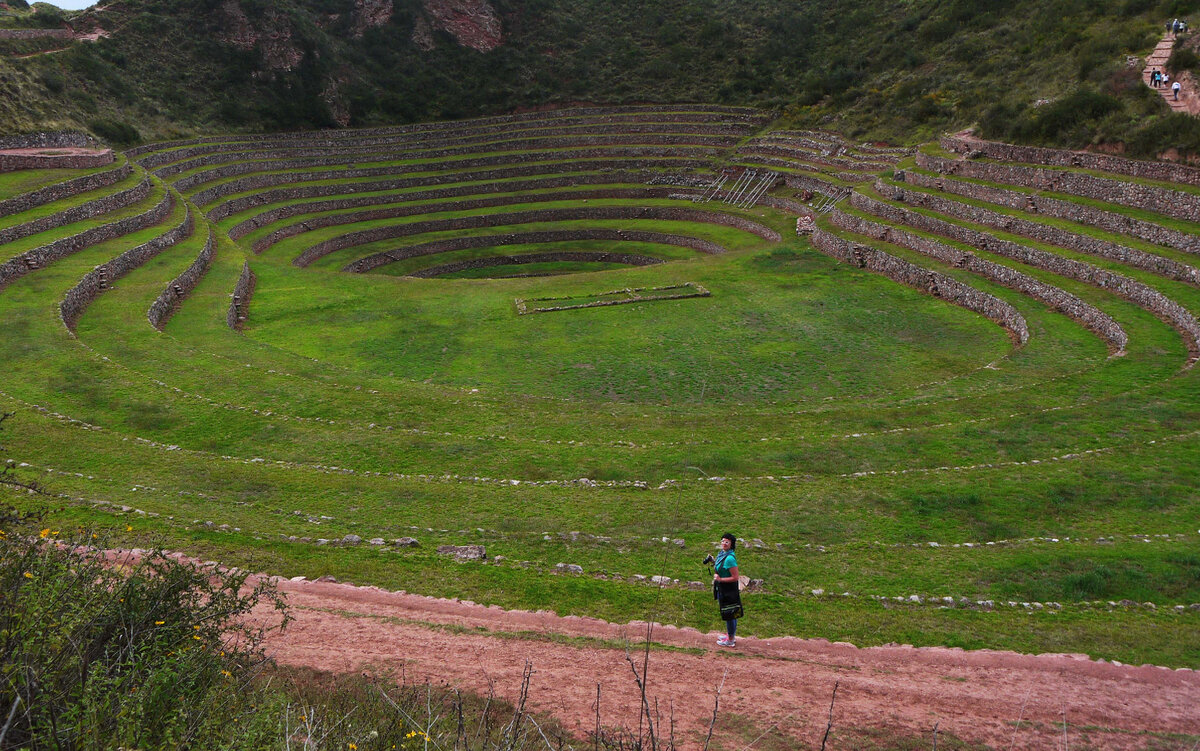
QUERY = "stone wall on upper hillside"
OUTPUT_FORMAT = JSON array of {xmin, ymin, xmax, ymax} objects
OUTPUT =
[
  {"xmin": 940, "ymin": 135, "xmax": 1200, "ymax": 187},
  {"xmin": 900, "ymin": 166, "xmax": 1200, "ymax": 255},
  {"xmin": 884, "ymin": 176, "xmax": 1200, "ymax": 283},
  {"xmin": 917, "ymin": 152, "xmax": 1200, "ymax": 224},
  {"xmin": 0, "ymin": 28, "xmax": 72, "ymax": 40},
  {"xmin": 0, "ymin": 132, "xmax": 97, "ymax": 150}
]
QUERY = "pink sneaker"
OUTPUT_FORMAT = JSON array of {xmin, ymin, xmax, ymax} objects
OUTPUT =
[{"xmin": 717, "ymin": 636, "xmax": 735, "ymax": 647}]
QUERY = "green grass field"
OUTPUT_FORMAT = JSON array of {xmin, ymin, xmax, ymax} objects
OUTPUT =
[{"xmin": 2, "ymin": 105, "xmax": 1198, "ymax": 670}]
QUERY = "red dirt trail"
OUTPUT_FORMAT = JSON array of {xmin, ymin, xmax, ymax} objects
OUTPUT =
[{"xmin": 253, "ymin": 576, "xmax": 1200, "ymax": 750}]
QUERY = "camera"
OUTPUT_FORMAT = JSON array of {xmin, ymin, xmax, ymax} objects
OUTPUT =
[{"xmin": 702, "ymin": 554, "xmax": 715, "ymax": 565}]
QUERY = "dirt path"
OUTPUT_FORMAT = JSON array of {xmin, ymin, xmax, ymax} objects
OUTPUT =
[{"xmin": 253, "ymin": 576, "xmax": 1200, "ymax": 750}]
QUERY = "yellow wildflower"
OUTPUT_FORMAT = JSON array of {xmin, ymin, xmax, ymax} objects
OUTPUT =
[
  {"xmin": 39, "ymin": 528, "xmax": 50, "ymax": 538},
  {"xmin": 23, "ymin": 572, "xmax": 33, "ymax": 579},
  {"xmin": 154, "ymin": 620, "xmax": 165, "ymax": 625}
]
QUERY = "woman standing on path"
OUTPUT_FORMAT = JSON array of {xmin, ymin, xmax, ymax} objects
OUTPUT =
[{"xmin": 713, "ymin": 533, "xmax": 743, "ymax": 647}]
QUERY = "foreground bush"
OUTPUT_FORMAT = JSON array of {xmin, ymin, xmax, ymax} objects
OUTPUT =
[
  {"xmin": 0, "ymin": 506, "xmax": 637, "ymax": 750},
  {"xmin": 0, "ymin": 506, "xmax": 289, "ymax": 749}
]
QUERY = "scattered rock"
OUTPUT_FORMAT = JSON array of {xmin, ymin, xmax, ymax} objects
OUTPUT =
[
  {"xmin": 437, "ymin": 544, "xmax": 487, "ymax": 561},
  {"xmin": 393, "ymin": 537, "xmax": 420, "ymax": 548},
  {"xmin": 342, "ymin": 534, "xmax": 362, "ymax": 545},
  {"xmin": 555, "ymin": 563, "xmax": 584, "ymax": 574}
]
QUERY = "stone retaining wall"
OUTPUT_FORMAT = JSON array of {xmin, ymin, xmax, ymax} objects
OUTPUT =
[
  {"xmin": 294, "ymin": 205, "xmax": 776, "ymax": 267},
  {"xmin": 61, "ymin": 198, "xmax": 192, "ymax": 332},
  {"xmin": 0, "ymin": 161, "xmax": 132, "ymax": 219},
  {"xmin": 126, "ymin": 104, "xmax": 767, "ymax": 157},
  {"xmin": 229, "ymin": 173, "xmax": 653, "ymax": 241},
  {"xmin": 810, "ymin": 225, "xmax": 1029, "ymax": 345},
  {"xmin": 940, "ymin": 134, "xmax": 1200, "ymax": 187},
  {"xmin": 0, "ymin": 176, "xmax": 151, "ymax": 247},
  {"xmin": 851, "ymin": 191, "xmax": 1200, "ymax": 357},
  {"xmin": 344, "ymin": 229, "xmax": 727, "ymax": 273},
  {"xmin": 828, "ymin": 207, "xmax": 1122, "ymax": 351},
  {"xmin": 0, "ymin": 186, "xmax": 173, "ymax": 289},
  {"xmin": 739, "ymin": 143, "xmax": 893, "ymax": 172},
  {"xmin": 0, "ymin": 28, "xmax": 73, "ymax": 40},
  {"xmin": 148, "ymin": 224, "xmax": 216, "ymax": 330},
  {"xmin": 782, "ymin": 173, "xmax": 850, "ymax": 199},
  {"xmin": 900, "ymin": 167, "xmax": 1200, "ymax": 255},
  {"xmin": 199, "ymin": 159, "xmax": 713, "ymax": 218},
  {"xmin": 884, "ymin": 178, "xmax": 1200, "ymax": 284},
  {"xmin": 252, "ymin": 188, "xmax": 764, "ymax": 255},
  {"xmin": 917, "ymin": 152, "xmax": 1200, "ymax": 224},
  {"xmin": 0, "ymin": 150, "xmax": 113, "ymax": 172},
  {"xmin": 144, "ymin": 125, "xmax": 745, "ymax": 172},
  {"xmin": 0, "ymin": 132, "xmax": 95, "ymax": 150},
  {"xmin": 176, "ymin": 145, "xmax": 720, "ymax": 196},
  {"xmin": 408, "ymin": 250, "xmax": 664, "ymax": 278},
  {"xmin": 741, "ymin": 153, "xmax": 872, "ymax": 183},
  {"xmin": 227, "ymin": 261, "xmax": 255, "ymax": 331}
]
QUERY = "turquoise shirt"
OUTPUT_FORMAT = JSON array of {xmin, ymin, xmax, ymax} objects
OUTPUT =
[{"xmin": 715, "ymin": 550, "xmax": 738, "ymax": 577}]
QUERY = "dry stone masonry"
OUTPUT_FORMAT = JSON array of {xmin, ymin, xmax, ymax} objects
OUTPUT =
[{"xmin": 811, "ymin": 225, "xmax": 1030, "ymax": 345}]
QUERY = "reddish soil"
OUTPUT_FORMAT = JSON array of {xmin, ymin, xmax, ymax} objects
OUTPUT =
[{"xmin": 253, "ymin": 576, "xmax": 1200, "ymax": 750}]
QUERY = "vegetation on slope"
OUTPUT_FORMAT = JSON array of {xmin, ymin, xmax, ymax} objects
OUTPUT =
[{"xmin": 1, "ymin": 0, "xmax": 1199, "ymax": 155}]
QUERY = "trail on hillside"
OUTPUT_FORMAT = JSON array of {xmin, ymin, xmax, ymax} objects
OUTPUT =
[{"xmin": 252, "ymin": 576, "xmax": 1200, "ymax": 750}]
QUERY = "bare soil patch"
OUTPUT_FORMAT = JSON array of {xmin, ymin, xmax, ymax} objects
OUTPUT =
[{"xmin": 254, "ymin": 576, "xmax": 1200, "ymax": 749}]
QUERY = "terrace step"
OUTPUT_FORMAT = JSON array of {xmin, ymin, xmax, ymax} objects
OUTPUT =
[{"xmin": 852, "ymin": 185, "xmax": 1200, "ymax": 363}]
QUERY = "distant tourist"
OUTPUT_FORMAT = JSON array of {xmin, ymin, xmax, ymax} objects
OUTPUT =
[
  {"xmin": 712, "ymin": 533, "xmax": 743, "ymax": 647},
  {"xmin": 1152, "ymin": 69, "xmax": 1161, "ymax": 87},
  {"xmin": 1174, "ymin": 80, "xmax": 1182, "ymax": 100}
]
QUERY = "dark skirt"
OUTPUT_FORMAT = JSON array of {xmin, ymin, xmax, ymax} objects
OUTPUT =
[{"xmin": 714, "ymin": 580, "xmax": 744, "ymax": 621}]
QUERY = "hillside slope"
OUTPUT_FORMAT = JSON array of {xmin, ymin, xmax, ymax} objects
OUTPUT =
[{"xmin": 1, "ymin": 0, "xmax": 1199, "ymax": 153}]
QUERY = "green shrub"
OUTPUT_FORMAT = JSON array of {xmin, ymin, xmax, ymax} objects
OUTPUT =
[
  {"xmin": 86, "ymin": 117, "xmax": 141, "ymax": 146},
  {"xmin": 29, "ymin": 4, "xmax": 64, "ymax": 28},
  {"xmin": 0, "ymin": 507, "xmax": 289, "ymax": 748},
  {"xmin": 37, "ymin": 69, "xmax": 64, "ymax": 94},
  {"xmin": 1168, "ymin": 45, "xmax": 1200, "ymax": 72}
]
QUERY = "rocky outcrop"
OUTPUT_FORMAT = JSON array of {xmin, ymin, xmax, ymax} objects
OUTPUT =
[
  {"xmin": 217, "ymin": 0, "xmax": 303, "ymax": 71},
  {"xmin": 353, "ymin": 0, "xmax": 393, "ymax": 37},
  {"xmin": 418, "ymin": 0, "xmax": 502, "ymax": 53}
]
